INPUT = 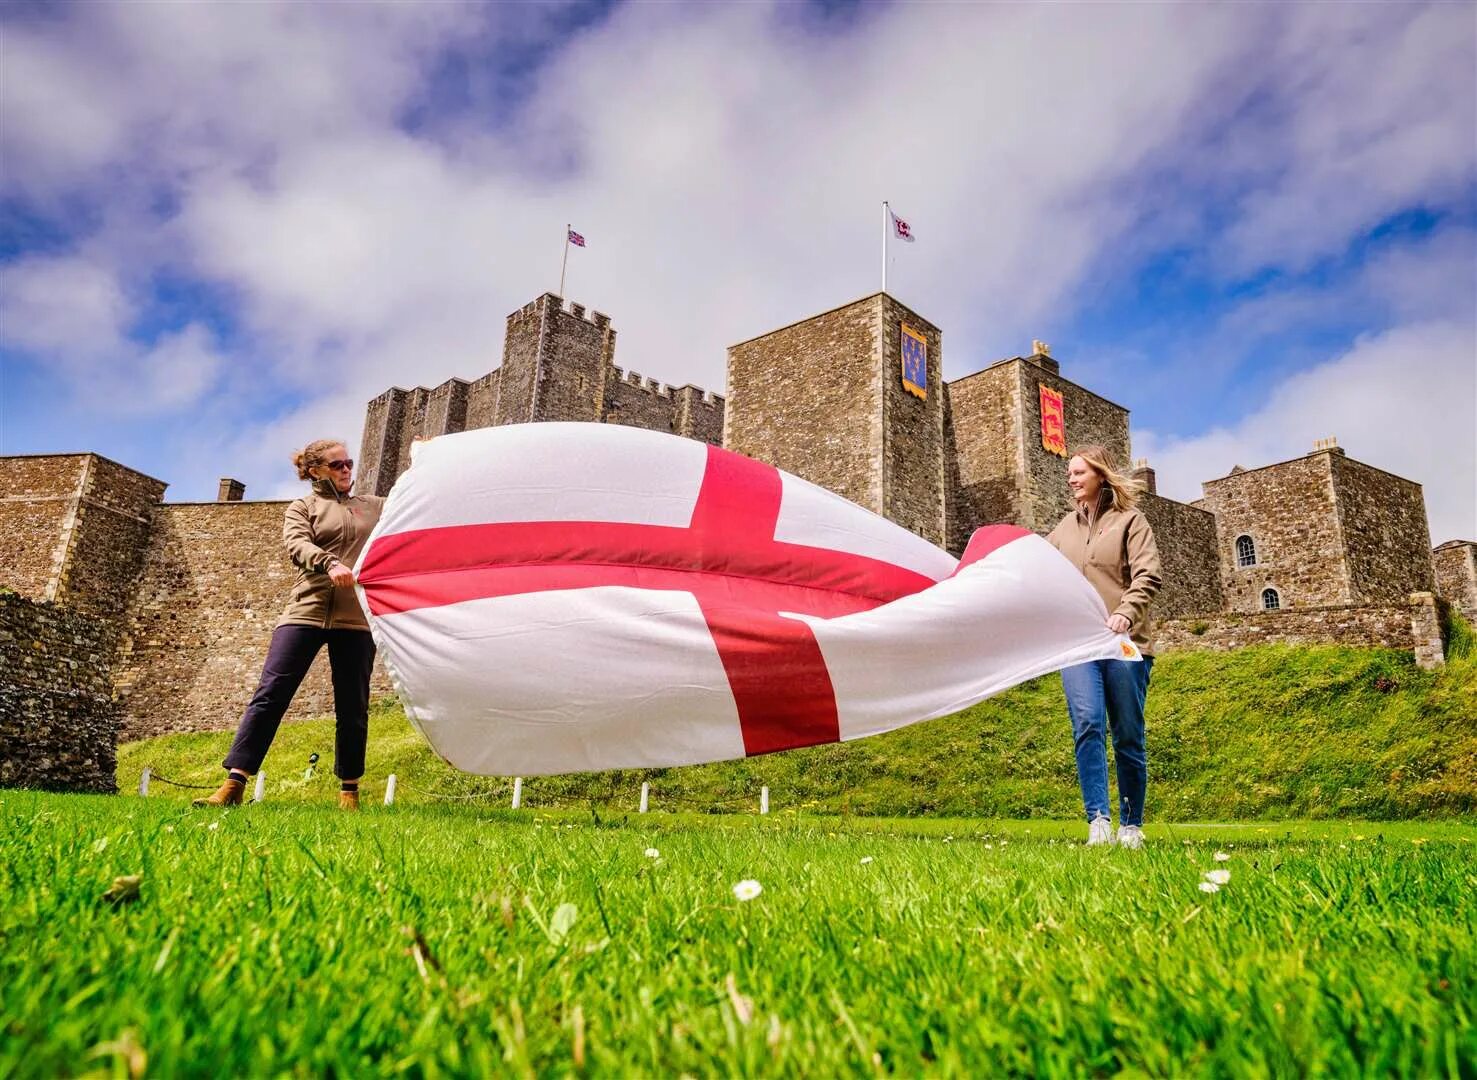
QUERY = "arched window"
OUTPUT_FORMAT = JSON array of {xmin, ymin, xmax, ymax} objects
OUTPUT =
[
  {"xmin": 1261, "ymin": 588, "xmax": 1281, "ymax": 611},
  {"xmin": 1236, "ymin": 535, "xmax": 1257, "ymax": 568}
]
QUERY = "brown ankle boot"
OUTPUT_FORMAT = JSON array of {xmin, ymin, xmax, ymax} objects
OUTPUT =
[
  {"xmin": 338, "ymin": 789, "xmax": 360, "ymax": 811},
  {"xmin": 192, "ymin": 777, "xmax": 245, "ymax": 807}
]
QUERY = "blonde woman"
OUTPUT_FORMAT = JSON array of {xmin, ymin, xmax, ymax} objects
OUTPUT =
[
  {"xmin": 1047, "ymin": 445, "xmax": 1162, "ymax": 848},
  {"xmin": 194, "ymin": 439, "xmax": 384, "ymax": 810}
]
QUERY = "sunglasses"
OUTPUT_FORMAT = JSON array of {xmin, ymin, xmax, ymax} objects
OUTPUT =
[{"xmin": 325, "ymin": 459, "xmax": 354, "ymax": 472}]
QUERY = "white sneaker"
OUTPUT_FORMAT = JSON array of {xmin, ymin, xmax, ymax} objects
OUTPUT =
[
  {"xmin": 1117, "ymin": 825, "xmax": 1145, "ymax": 849},
  {"xmin": 1087, "ymin": 817, "xmax": 1113, "ymax": 846}
]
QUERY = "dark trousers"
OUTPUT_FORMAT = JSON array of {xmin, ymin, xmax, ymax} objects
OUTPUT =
[{"xmin": 223, "ymin": 624, "xmax": 376, "ymax": 780}]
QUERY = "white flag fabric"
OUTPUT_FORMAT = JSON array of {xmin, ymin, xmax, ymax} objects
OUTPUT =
[
  {"xmin": 357, "ymin": 423, "xmax": 1136, "ymax": 776},
  {"xmin": 889, "ymin": 207, "xmax": 915, "ymax": 242}
]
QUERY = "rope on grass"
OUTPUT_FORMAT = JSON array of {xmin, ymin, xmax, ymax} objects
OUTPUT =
[
  {"xmin": 145, "ymin": 769, "xmax": 221, "ymax": 791},
  {"xmin": 395, "ymin": 780, "xmax": 514, "ymax": 802}
]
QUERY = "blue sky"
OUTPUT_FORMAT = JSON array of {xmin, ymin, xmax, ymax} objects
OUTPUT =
[{"xmin": 1, "ymin": 1, "xmax": 1473, "ymax": 541}]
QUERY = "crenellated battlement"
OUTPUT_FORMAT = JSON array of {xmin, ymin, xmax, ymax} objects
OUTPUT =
[
  {"xmin": 616, "ymin": 368, "xmax": 674, "ymax": 397},
  {"xmin": 361, "ymin": 291, "xmax": 726, "ymax": 491},
  {"xmin": 508, "ymin": 293, "xmax": 614, "ymax": 331}
]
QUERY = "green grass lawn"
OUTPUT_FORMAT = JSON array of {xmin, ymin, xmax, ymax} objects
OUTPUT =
[
  {"xmin": 2, "ymin": 790, "xmax": 1473, "ymax": 1077},
  {"xmin": 118, "ymin": 642, "xmax": 1477, "ymax": 820}
]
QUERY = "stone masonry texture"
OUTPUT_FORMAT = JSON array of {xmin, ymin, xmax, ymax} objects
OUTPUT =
[
  {"xmin": 727, "ymin": 295, "xmax": 888, "ymax": 519},
  {"xmin": 112, "ymin": 500, "xmax": 393, "ymax": 740},
  {"xmin": 1329, "ymin": 453, "xmax": 1435, "ymax": 602},
  {"xmin": 1138, "ymin": 492, "xmax": 1224, "ymax": 618},
  {"xmin": 0, "ymin": 593, "xmax": 118, "ymax": 793},
  {"xmin": 0, "ymin": 454, "xmax": 86, "ymax": 602},
  {"xmin": 1433, "ymin": 540, "xmax": 1477, "ymax": 623},
  {"xmin": 1200, "ymin": 448, "xmax": 1437, "ymax": 615},
  {"xmin": 358, "ymin": 294, "xmax": 724, "ymax": 498},
  {"xmin": 1156, "ymin": 601, "xmax": 1418, "ymax": 654},
  {"xmin": 726, "ymin": 293, "xmax": 946, "ymax": 545}
]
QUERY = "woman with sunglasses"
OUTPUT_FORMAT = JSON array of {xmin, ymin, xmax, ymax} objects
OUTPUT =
[{"xmin": 194, "ymin": 438, "xmax": 384, "ymax": 810}]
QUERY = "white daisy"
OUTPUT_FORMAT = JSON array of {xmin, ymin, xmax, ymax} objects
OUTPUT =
[
  {"xmin": 859, "ymin": 856, "xmax": 874, "ymax": 865},
  {"xmin": 732, "ymin": 879, "xmax": 763, "ymax": 901},
  {"xmin": 1204, "ymin": 869, "xmax": 1231, "ymax": 885},
  {"xmin": 1214, "ymin": 851, "xmax": 1231, "ymax": 862},
  {"xmin": 644, "ymin": 847, "xmax": 660, "ymax": 859},
  {"xmin": 1198, "ymin": 881, "xmax": 1220, "ymax": 894}
]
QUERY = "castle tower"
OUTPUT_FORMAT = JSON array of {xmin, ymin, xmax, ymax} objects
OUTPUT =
[
  {"xmin": 496, "ymin": 293, "xmax": 614, "ymax": 426},
  {"xmin": 725, "ymin": 293, "xmax": 946, "ymax": 546},
  {"xmin": 1198, "ymin": 438, "xmax": 1435, "ymax": 613},
  {"xmin": 945, "ymin": 344, "xmax": 1130, "ymax": 547}
]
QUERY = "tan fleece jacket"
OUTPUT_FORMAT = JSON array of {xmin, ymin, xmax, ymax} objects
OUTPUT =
[
  {"xmin": 278, "ymin": 478, "xmax": 385, "ymax": 631},
  {"xmin": 1046, "ymin": 493, "xmax": 1163, "ymax": 655}
]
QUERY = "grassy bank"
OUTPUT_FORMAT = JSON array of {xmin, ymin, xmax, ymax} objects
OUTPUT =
[
  {"xmin": 1, "ymin": 791, "xmax": 1472, "ymax": 1076},
  {"xmin": 118, "ymin": 644, "xmax": 1477, "ymax": 820}
]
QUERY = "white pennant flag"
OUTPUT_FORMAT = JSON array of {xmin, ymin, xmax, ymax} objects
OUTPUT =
[{"xmin": 889, "ymin": 207, "xmax": 915, "ymax": 242}]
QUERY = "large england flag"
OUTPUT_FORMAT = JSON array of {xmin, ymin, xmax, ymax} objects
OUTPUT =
[{"xmin": 356, "ymin": 423, "xmax": 1136, "ymax": 776}]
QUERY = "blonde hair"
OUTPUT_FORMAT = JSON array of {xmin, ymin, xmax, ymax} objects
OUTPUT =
[
  {"xmin": 1071, "ymin": 444, "xmax": 1143, "ymax": 512},
  {"xmin": 292, "ymin": 438, "xmax": 346, "ymax": 481}
]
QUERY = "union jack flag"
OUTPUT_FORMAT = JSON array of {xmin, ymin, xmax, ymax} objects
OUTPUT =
[{"xmin": 567, "ymin": 229, "xmax": 586, "ymax": 247}]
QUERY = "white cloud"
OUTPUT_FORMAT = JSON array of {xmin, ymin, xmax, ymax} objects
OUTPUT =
[
  {"xmin": 0, "ymin": 253, "xmax": 225, "ymax": 414},
  {"xmin": 0, "ymin": 0, "xmax": 1472, "ymax": 518},
  {"xmin": 1137, "ymin": 320, "xmax": 1477, "ymax": 545}
]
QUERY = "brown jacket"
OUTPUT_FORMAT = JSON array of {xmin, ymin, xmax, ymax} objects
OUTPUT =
[
  {"xmin": 1046, "ymin": 493, "xmax": 1163, "ymax": 655},
  {"xmin": 278, "ymin": 479, "xmax": 385, "ymax": 631}
]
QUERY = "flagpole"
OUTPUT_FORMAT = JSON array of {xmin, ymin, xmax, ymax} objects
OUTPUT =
[
  {"xmin": 558, "ymin": 223, "xmax": 570, "ymax": 298},
  {"xmin": 881, "ymin": 201, "xmax": 888, "ymax": 295}
]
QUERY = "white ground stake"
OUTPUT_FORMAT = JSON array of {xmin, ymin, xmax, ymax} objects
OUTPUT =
[
  {"xmin": 640, "ymin": 782, "xmax": 650, "ymax": 813},
  {"xmin": 139, "ymin": 767, "xmax": 150, "ymax": 797},
  {"xmin": 760, "ymin": 786, "xmax": 770, "ymax": 815},
  {"xmin": 253, "ymin": 772, "xmax": 266, "ymax": 803},
  {"xmin": 512, "ymin": 777, "xmax": 523, "ymax": 809},
  {"xmin": 384, "ymin": 774, "xmax": 397, "ymax": 806}
]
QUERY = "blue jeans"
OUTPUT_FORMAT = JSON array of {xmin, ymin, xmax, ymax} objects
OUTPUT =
[{"xmin": 1060, "ymin": 657, "xmax": 1153, "ymax": 827}]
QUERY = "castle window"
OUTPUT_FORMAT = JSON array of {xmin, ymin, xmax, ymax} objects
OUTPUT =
[
  {"xmin": 1261, "ymin": 588, "xmax": 1281, "ymax": 611},
  {"xmin": 1235, "ymin": 535, "xmax": 1257, "ymax": 568}
]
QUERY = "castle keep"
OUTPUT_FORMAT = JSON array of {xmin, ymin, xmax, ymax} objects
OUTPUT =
[
  {"xmin": 2, "ymin": 289, "xmax": 1470, "ymax": 791},
  {"xmin": 358, "ymin": 294, "xmax": 724, "ymax": 498}
]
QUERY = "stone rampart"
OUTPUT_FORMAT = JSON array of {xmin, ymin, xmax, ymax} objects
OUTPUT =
[
  {"xmin": 1433, "ymin": 540, "xmax": 1477, "ymax": 623},
  {"xmin": 0, "ymin": 593, "xmax": 118, "ymax": 792},
  {"xmin": 1157, "ymin": 594, "xmax": 1445, "ymax": 669},
  {"xmin": 113, "ymin": 500, "xmax": 392, "ymax": 740},
  {"xmin": 1139, "ymin": 492, "xmax": 1224, "ymax": 617}
]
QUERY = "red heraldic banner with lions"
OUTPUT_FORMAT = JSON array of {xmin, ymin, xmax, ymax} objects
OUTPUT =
[{"xmin": 1039, "ymin": 384, "xmax": 1066, "ymax": 457}]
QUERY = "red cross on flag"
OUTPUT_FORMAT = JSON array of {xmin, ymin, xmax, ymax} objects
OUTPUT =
[{"xmin": 356, "ymin": 423, "xmax": 1135, "ymax": 776}]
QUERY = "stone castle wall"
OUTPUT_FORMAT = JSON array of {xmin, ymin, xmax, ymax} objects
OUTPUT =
[
  {"xmin": 1138, "ymin": 492, "xmax": 1224, "ymax": 618},
  {"xmin": 944, "ymin": 366, "xmax": 1019, "ymax": 552},
  {"xmin": 0, "ymin": 455, "xmax": 87, "ymax": 601},
  {"xmin": 1200, "ymin": 452, "xmax": 1349, "ymax": 613},
  {"xmin": 1433, "ymin": 541, "xmax": 1477, "ymax": 623},
  {"xmin": 727, "ymin": 295, "xmax": 887, "ymax": 517},
  {"xmin": 359, "ymin": 295, "xmax": 723, "ymax": 498},
  {"xmin": 0, "ymin": 593, "xmax": 118, "ymax": 792},
  {"xmin": 1018, "ymin": 360, "xmax": 1131, "ymax": 533},
  {"xmin": 878, "ymin": 297, "xmax": 946, "ymax": 545},
  {"xmin": 1156, "ymin": 592, "xmax": 1445, "ymax": 670},
  {"xmin": 1329, "ymin": 454, "xmax": 1435, "ymax": 602},
  {"xmin": 56, "ymin": 456, "xmax": 167, "ymax": 624},
  {"xmin": 112, "ymin": 500, "xmax": 392, "ymax": 740}
]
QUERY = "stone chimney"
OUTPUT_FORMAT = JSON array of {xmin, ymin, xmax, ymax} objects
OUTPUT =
[
  {"xmin": 217, "ymin": 478, "xmax": 245, "ymax": 502},
  {"xmin": 1312, "ymin": 436, "xmax": 1344, "ymax": 455},
  {"xmin": 1131, "ymin": 457, "xmax": 1156, "ymax": 495},
  {"xmin": 1028, "ymin": 339, "xmax": 1060, "ymax": 374}
]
